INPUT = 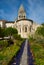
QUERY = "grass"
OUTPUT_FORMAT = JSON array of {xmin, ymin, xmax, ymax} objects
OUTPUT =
[
  {"xmin": 29, "ymin": 37, "xmax": 44, "ymax": 65},
  {"xmin": 0, "ymin": 39, "xmax": 24, "ymax": 65},
  {"xmin": 0, "ymin": 40, "xmax": 8, "ymax": 51}
]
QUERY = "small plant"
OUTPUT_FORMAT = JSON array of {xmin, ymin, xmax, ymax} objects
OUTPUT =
[{"xmin": 7, "ymin": 39, "xmax": 14, "ymax": 46}]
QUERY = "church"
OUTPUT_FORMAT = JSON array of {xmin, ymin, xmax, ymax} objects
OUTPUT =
[{"xmin": 0, "ymin": 5, "xmax": 40, "ymax": 38}]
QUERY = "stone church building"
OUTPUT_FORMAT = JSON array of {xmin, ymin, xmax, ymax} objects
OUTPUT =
[{"xmin": 0, "ymin": 5, "xmax": 40, "ymax": 38}]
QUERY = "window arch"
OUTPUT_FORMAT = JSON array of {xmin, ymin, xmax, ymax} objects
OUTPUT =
[
  {"xmin": 30, "ymin": 25, "xmax": 32, "ymax": 32},
  {"xmin": 25, "ymin": 26, "xmax": 27, "ymax": 32},
  {"xmin": 20, "ymin": 28, "xmax": 21, "ymax": 33}
]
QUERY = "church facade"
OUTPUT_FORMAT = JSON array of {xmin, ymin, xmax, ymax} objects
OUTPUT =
[
  {"xmin": 14, "ymin": 5, "xmax": 40, "ymax": 38},
  {"xmin": 0, "ymin": 5, "xmax": 40, "ymax": 38}
]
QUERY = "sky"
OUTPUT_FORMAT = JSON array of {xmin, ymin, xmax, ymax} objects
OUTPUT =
[{"xmin": 0, "ymin": 0, "xmax": 44, "ymax": 24}]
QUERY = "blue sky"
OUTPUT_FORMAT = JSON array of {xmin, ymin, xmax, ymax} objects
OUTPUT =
[{"xmin": 0, "ymin": 0, "xmax": 44, "ymax": 24}]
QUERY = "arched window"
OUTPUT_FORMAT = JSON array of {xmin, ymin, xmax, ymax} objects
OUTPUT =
[
  {"xmin": 25, "ymin": 26, "xmax": 27, "ymax": 32},
  {"xmin": 30, "ymin": 25, "xmax": 32, "ymax": 32},
  {"xmin": 19, "ymin": 16, "xmax": 20, "ymax": 18},
  {"xmin": 20, "ymin": 28, "xmax": 21, "ymax": 33},
  {"xmin": 24, "ymin": 16, "xmax": 25, "ymax": 18}
]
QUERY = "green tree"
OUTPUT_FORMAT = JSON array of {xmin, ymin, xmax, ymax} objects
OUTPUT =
[
  {"xmin": 0, "ymin": 27, "xmax": 5, "ymax": 38},
  {"xmin": 0, "ymin": 27, "xmax": 2, "ymax": 37},
  {"xmin": 41, "ymin": 23, "xmax": 44, "ymax": 26},
  {"xmin": 35, "ymin": 26, "xmax": 44, "ymax": 37},
  {"xmin": 4, "ymin": 27, "xmax": 18, "ymax": 39}
]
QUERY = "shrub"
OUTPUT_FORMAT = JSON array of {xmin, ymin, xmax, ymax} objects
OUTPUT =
[
  {"xmin": 7, "ymin": 39, "xmax": 14, "ymax": 46},
  {"xmin": 13, "ymin": 34, "xmax": 22, "ymax": 40},
  {"xmin": 29, "ymin": 36, "xmax": 35, "ymax": 42},
  {"xmin": 0, "ymin": 39, "xmax": 24, "ymax": 65},
  {"xmin": 0, "ymin": 40, "xmax": 8, "ymax": 51}
]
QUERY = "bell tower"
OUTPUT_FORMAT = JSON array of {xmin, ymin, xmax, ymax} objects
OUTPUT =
[{"xmin": 18, "ymin": 5, "xmax": 26, "ymax": 20}]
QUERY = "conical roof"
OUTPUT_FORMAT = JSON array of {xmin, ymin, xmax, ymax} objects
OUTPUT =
[{"xmin": 19, "ymin": 5, "xmax": 25, "ymax": 13}]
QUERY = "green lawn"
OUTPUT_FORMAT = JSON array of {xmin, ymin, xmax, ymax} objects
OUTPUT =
[
  {"xmin": 29, "ymin": 38, "xmax": 44, "ymax": 65},
  {"xmin": 0, "ymin": 39, "xmax": 24, "ymax": 65}
]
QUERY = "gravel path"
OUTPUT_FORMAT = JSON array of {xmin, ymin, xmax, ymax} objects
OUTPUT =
[{"xmin": 20, "ymin": 39, "xmax": 28, "ymax": 65}]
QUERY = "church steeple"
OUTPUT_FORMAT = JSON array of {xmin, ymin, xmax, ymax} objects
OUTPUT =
[{"xmin": 18, "ymin": 5, "xmax": 26, "ymax": 20}]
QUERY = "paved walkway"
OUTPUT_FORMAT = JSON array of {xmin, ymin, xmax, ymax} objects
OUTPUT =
[
  {"xmin": 20, "ymin": 39, "xmax": 28, "ymax": 65},
  {"xmin": 8, "ymin": 39, "xmax": 34, "ymax": 65}
]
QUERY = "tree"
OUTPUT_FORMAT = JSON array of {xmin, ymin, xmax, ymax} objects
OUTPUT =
[
  {"xmin": 0, "ymin": 27, "xmax": 2, "ymax": 37},
  {"xmin": 0, "ymin": 27, "xmax": 5, "ymax": 38},
  {"xmin": 4, "ymin": 27, "xmax": 18, "ymax": 39},
  {"xmin": 35, "ymin": 26, "xmax": 44, "ymax": 37},
  {"xmin": 41, "ymin": 23, "xmax": 44, "ymax": 26}
]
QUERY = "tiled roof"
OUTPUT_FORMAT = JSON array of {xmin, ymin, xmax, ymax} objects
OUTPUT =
[
  {"xmin": 0, "ymin": 20, "xmax": 6, "ymax": 22},
  {"xmin": 0, "ymin": 20, "xmax": 14, "ymax": 23},
  {"xmin": 6, "ymin": 21, "xmax": 14, "ymax": 23}
]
